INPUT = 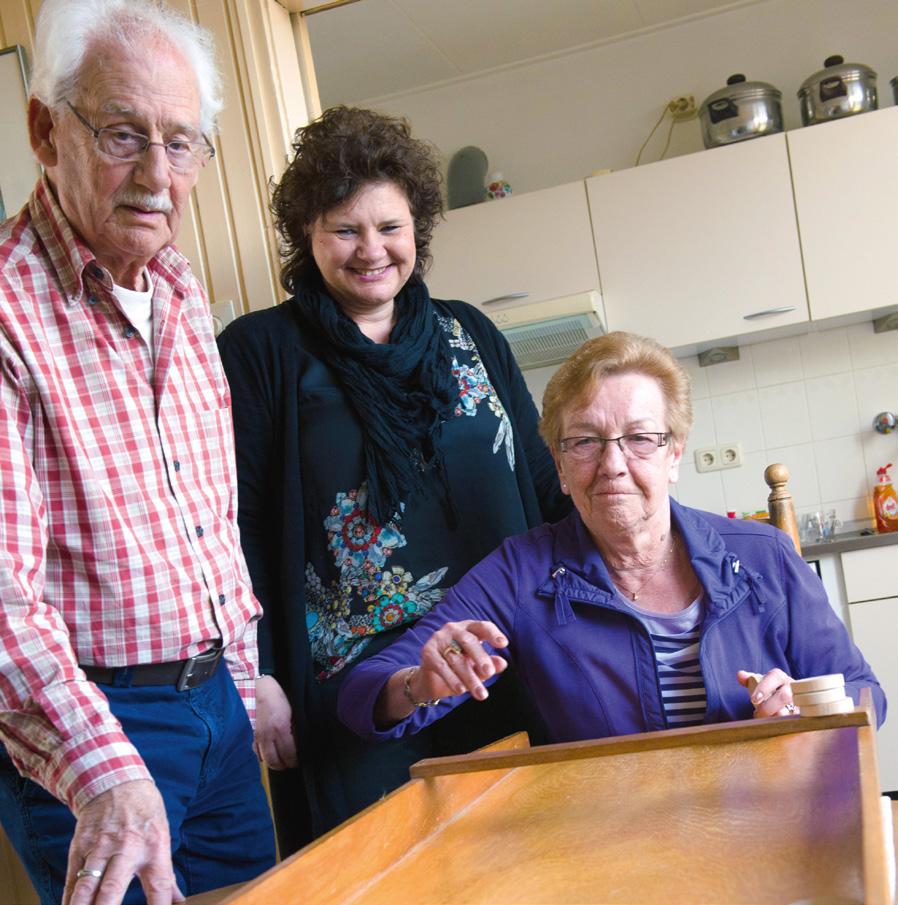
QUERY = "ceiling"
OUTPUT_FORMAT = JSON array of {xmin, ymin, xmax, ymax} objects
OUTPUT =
[{"xmin": 305, "ymin": 0, "xmax": 768, "ymax": 107}]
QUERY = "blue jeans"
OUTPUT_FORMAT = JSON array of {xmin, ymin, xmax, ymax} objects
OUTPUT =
[{"xmin": 0, "ymin": 665, "xmax": 276, "ymax": 904}]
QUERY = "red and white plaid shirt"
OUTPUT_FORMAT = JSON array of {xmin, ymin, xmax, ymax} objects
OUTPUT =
[{"xmin": 0, "ymin": 178, "xmax": 261, "ymax": 813}]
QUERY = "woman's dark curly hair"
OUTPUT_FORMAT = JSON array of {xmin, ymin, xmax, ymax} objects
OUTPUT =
[{"xmin": 272, "ymin": 106, "xmax": 444, "ymax": 293}]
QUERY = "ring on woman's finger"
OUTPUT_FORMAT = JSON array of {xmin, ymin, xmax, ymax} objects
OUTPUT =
[
  {"xmin": 784, "ymin": 702, "xmax": 797, "ymax": 714},
  {"xmin": 75, "ymin": 867, "xmax": 104, "ymax": 880},
  {"xmin": 442, "ymin": 640, "xmax": 463, "ymax": 658}
]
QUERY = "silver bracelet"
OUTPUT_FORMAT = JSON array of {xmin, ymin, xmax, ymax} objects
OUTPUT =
[{"xmin": 403, "ymin": 666, "xmax": 440, "ymax": 708}]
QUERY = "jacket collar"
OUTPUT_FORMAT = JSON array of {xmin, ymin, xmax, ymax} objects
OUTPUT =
[{"xmin": 539, "ymin": 500, "xmax": 760, "ymax": 626}]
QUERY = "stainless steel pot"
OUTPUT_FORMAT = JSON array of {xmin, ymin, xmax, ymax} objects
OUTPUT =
[
  {"xmin": 699, "ymin": 74, "xmax": 783, "ymax": 149},
  {"xmin": 798, "ymin": 55, "xmax": 877, "ymax": 125}
]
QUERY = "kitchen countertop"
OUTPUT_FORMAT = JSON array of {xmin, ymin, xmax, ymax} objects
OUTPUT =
[{"xmin": 802, "ymin": 522, "xmax": 898, "ymax": 558}]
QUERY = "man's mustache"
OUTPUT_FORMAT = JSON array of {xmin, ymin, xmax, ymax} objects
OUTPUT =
[{"xmin": 114, "ymin": 190, "xmax": 173, "ymax": 215}]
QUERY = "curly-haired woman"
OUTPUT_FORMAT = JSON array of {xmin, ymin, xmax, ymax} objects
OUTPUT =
[{"xmin": 217, "ymin": 106, "xmax": 569, "ymax": 853}]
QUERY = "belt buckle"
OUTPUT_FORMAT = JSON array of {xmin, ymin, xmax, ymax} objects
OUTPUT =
[{"xmin": 177, "ymin": 645, "xmax": 223, "ymax": 691}]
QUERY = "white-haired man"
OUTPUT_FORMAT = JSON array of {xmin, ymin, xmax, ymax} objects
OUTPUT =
[{"xmin": 0, "ymin": 2, "xmax": 276, "ymax": 903}]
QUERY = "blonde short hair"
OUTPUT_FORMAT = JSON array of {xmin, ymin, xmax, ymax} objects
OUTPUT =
[{"xmin": 539, "ymin": 332, "xmax": 693, "ymax": 453}]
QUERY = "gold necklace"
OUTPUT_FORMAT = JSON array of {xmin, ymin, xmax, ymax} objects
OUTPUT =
[{"xmin": 608, "ymin": 536, "xmax": 678, "ymax": 602}]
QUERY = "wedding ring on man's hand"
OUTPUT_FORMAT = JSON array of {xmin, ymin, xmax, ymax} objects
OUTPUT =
[
  {"xmin": 76, "ymin": 867, "xmax": 104, "ymax": 880},
  {"xmin": 442, "ymin": 640, "xmax": 463, "ymax": 658}
]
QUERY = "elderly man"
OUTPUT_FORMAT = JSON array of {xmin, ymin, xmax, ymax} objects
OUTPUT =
[{"xmin": 0, "ymin": 1, "xmax": 276, "ymax": 903}]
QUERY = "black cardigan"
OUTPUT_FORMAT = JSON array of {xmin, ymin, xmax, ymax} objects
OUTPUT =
[{"xmin": 218, "ymin": 295, "xmax": 569, "ymax": 841}]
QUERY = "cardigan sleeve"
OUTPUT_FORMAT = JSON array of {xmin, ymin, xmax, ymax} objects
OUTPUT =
[{"xmin": 217, "ymin": 316, "xmax": 281, "ymax": 674}]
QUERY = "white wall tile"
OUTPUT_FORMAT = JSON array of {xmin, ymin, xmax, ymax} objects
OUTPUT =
[
  {"xmin": 711, "ymin": 390, "xmax": 765, "ymax": 453},
  {"xmin": 704, "ymin": 346, "xmax": 757, "ymax": 396},
  {"xmin": 805, "ymin": 373, "xmax": 859, "ymax": 441},
  {"xmin": 680, "ymin": 355, "xmax": 708, "ymax": 401},
  {"xmin": 764, "ymin": 443, "xmax": 821, "ymax": 512},
  {"xmin": 814, "ymin": 436, "xmax": 868, "ymax": 503},
  {"xmin": 853, "ymin": 363, "xmax": 898, "ymax": 433},
  {"xmin": 751, "ymin": 337, "xmax": 804, "ymax": 387},
  {"xmin": 675, "ymin": 462, "xmax": 725, "ymax": 515},
  {"xmin": 826, "ymin": 497, "xmax": 873, "ymax": 524},
  {"xmin": 757, "ymin": 381, "xmax": 811, "ymax": 448},
  {"xmin": 846, "ymin": 322, "xmax": 898, "ymax": 369},
  {"xmin": 720, "ymin": 451, "xmax": 770, "ymax": 515},
  {"xmin": 687, "ymin": 397, "xmax": 716, "ymax": 451},
  {"xmin": 799, "ymin": 327, "xmax": 852, "ymax": 378}
]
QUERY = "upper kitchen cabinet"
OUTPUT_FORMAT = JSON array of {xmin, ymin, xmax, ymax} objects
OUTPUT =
[
  {"xmin": 586, "ymin": 134, "xmax": 809, "ymax": 350},
  {"xmin": 787, "ymin": 107, "xmax": 898, "ymax": 322},
  {"xmin": 426, "ymin": 181, "xmax": 600, "ymax": 310}
]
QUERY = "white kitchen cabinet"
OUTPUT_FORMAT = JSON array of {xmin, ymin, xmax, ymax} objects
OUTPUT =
[
  {"xmin": 847, "ymin": 596, "xmax": 898, "ymax": 792},
  {"xmin": 842, "ymin": 544, "xmax": 898, "ymax": 603},
  {"xmin": 585, "ymin": 134, "xmax": 809, "ymax": 350},
  {"xmin": 426, "ymin": 181, "xmax": 600, "ymax": 311},
  {"xmin": 787, "ymin": 106, "xmax": 898, "ymax": 322},
  {"xmin": 842, "ymin": 544, "xmax": 898, "ymax": 793}
]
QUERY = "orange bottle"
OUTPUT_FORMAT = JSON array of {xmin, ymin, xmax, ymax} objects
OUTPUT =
[{"xmin": 873, "ymin": 464, "xmax": 898, "ymax": 533}]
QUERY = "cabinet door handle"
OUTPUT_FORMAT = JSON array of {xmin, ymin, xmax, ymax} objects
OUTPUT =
[
  {"xmin": 482, "ymin": 292, "xmax": 529, "ymax": 306},
  {"xmin": 743, "ymin": 306, "xmax": 797, "ymax": 321}
]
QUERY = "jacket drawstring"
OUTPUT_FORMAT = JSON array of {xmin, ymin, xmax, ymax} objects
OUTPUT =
[
  {"xmin": 745, "ymin": 567, "xmax": 768, "ymax": 613},
  {"xmin": 551, "ymin": 565, "xmax": 577, "ymax": 626}
]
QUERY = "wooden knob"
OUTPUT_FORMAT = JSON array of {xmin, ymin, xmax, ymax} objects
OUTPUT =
[{"xmin": 764, "ymin": 462, "xmax": 790, "ymax": 492}]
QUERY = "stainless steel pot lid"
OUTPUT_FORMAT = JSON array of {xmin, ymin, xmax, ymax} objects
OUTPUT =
[
  {"xmin": 798, "ymin": 55, "xmax": 877, "ymax": 95},
  {"xmin": 700, "ymin": 74, "xmax": 782, "ymax": 112}
]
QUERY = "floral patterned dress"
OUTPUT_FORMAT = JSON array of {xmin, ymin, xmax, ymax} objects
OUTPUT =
[{"xmin": 303, "ymin": 311, "xmax": 529, "ymax": 682}]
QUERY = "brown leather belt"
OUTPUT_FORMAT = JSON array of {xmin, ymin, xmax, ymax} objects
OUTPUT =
[{"xmin": 81, "ymin": 645, "xmax": 223, "ymax": 691}]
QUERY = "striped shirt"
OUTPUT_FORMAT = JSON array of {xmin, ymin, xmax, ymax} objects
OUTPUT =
[
  {"xmin": 624, "ymin": 596, "xmax": 707, "ymax": 727},
  {"xmin": 0, "ymin": 178, "xmax": 261, "ymax": 812}
]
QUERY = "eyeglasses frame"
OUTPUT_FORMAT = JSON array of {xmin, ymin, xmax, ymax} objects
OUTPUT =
[
  {"xmin": 64, "ymin": 100, "xmax": 215, "ymax": 170},
  {"xmin": 559, "ymin": 432, "xmax": 671, "ymax": 460}
]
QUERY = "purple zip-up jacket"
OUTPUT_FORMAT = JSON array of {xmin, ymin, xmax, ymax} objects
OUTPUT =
[{"xmin": 338, "ymin": 501, "xmax": 885, "ymax": 742}]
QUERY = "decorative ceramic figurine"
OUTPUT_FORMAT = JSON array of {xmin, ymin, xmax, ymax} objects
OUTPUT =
[{"xmin": 486, "ymin": 171, "xmax": 512, "ymax": 200}]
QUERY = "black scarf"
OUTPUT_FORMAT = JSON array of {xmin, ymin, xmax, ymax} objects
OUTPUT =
[{"xmin": 290, "ymin": 279, "xmax": 458, "ymax": 525}]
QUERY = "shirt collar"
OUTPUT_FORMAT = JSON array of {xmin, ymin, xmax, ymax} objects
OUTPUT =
[{"xmin": 28, "ymin": 174, "xmax": 193, "ymax": 305}]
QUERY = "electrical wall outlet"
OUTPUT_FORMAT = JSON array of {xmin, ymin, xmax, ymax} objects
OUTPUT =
[
  {"xmin": 718, "ymin": 442, "xmax": 743, "ymax": 469},
  {"xmin": 694, "ymin": 447, "xmax": 718, "ymax": 473},
  {"xmin": 694, "ymin": 442, "xmax": 743, "ymax": 472},
  {"xmin": 668, "ymin": 95, "xmax": 697, "ymax": 121}
]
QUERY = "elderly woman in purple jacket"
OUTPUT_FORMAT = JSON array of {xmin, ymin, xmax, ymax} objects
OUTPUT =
[{"xmin": 337, "ymin": 332, "xmax": 885, "ymax": 743}]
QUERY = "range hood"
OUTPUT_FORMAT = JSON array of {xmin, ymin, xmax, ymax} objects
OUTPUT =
[{"xmin": 483, "ymin": 290, "xmax": 605, "ymax": 370}]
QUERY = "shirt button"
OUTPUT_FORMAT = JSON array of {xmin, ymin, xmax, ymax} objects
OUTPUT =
[
  {"xmin": 86, "ymin": 296, "xmax": 99, "ymax": 307},
  {"xmin": 123, "ymin": 325, "xmax": 137, "ymax": 338},
  {"xmin": 218, "ymin": 594, "xmax": 226, "ymax": 605},
  {"xmin": 173, "ymin": 459, "xmax": 181, "ymax": 472},
  {"xmin": 195, "ymin": 525, "xmax": 204, "ymax": 538}
]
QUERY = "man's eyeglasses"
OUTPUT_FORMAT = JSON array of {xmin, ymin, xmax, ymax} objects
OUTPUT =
[
  {"xmin": 559, "ymin": 432, "xmax": 670, "ymax": 461},
  {"xmin": 65, "ymin": 101, "xmax": 215, "ymax": 172}
]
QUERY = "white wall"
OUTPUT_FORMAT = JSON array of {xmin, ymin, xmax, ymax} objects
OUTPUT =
[
  {"xmin": 365, "ymin": 0, "xmax": 898, "ymax": 194},
  {"xmin": 524, "ymin": 322, "xmax": 898, "ymax": 524}
]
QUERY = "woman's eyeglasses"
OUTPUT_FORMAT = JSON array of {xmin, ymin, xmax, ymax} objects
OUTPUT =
[{"xmin": 559, "ymin": 432, "xmax": 670, "ymax": 461}]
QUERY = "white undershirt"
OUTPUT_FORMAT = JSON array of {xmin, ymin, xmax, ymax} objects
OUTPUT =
[{"xmin": 112, "ymin": 269, "xmax": 154, "ymax": 361}]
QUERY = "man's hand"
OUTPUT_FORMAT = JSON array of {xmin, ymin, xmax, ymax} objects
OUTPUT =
[
  {"xmin": 253, "ymin": 675, "xmax": 298, "ymax": 770},
  {"xmin": 62, "ymin": 779, "xmax": 184, "ymax": 905}
]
